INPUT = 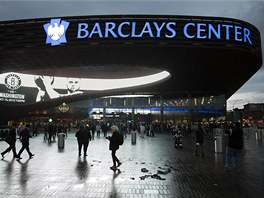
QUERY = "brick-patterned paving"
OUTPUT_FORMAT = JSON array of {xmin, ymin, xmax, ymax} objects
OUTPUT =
[{"xmin": 0, "ymin": 129, "xmax": 263, "ymax": 198}]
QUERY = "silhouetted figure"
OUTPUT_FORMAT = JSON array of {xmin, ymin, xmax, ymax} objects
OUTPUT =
[
  {"xmin": 149, "ymin": 123, "xmax": 154, "ymax": 137},
  {"xmin": 32, "ymin": 122, "xmax": 39, "ymax": 136},
  {"xmin": 68, "ymin": 122, "xmax": 71, "ymax": 132},
  {"xmin": 225, "ymin": 122, "xmax": 243, "ymax": 171},
  {"xmin": 47, "ymin": 123, "xmax": 53, "ymax": 143},
  {"xmin": 102, "ymin": 123, "xmax": 107, "ymax": 137},
  {"xmin": 106, "ymin": 125, "xmax": 122, "ymax": 171},
  {"xmin": 1, "ymin": 123, "xmax": 18, "ymax": 159},
  {"xmin": 52, "ymin": 123, "xmax": 57, "ymax": 141},
  {"xmin": 83, "ymin": 125, "xmax": 92, "ymax": 156},
  {"xmin": 64, "ymin": 124, "xmax": 68, "ymax": 137},
  {"xmin": 16, "ymin": 124, "xmax": 34, "ymax": 160},
  {"xmin": 43, "ymin": 123, "xmax": 48, "ymax": 141},
  {"xmin": 96, "ymin": 124, "xmax": 101, "ymax": 138},
  {"xmin": 47, "ymin": 123, "xmax": 56, "ymax": 142},
  {"xmin": 140, "ymin": 123, "xmax": 145, "ymax": 138},
  {"xmin": 75, "ymin": 125, "xmax": 91, "ymax": 156},
  {"xmin": 91, "ymin": 124, "xmax": 95, "ymax": 140},
  {"xmin": 194, "ymin": 124, "xmax": 205, "ymax": 157}
]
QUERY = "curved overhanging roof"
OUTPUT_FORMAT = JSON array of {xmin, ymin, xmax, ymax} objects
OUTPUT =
[{"xmin": 0, "ymin": 15, "xmax": 262, "ymax": 119}]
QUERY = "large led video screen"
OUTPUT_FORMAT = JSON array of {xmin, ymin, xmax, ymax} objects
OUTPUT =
[{"xmin": 0, "ymin": 71, "xmax": 170, "ymax": 104}]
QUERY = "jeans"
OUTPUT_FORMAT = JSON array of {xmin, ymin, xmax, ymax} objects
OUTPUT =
[{"xmin": 225, "ymin": 146, "xmax": 242, "ymax": 169}]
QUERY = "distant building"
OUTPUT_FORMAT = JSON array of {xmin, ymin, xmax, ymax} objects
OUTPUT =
[
  {"xmin": 226, "ymin": 103, "xmax": 264, "ymax": 124},
  {"xmin": 227, "ymin": 108, "xmax": 243, "ymax": 123},
  {"xmin": 243, "ymin": 103, "xmax": 264, "ymax": 122}
]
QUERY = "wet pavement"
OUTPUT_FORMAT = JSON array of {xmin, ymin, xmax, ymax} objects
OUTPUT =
[{"xmin": 0, "ymin": 129, "xmax": 263, "ymax": 198}]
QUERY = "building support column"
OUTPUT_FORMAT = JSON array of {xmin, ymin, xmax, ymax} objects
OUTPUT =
[
  {"xmin": 160, "ymin": 95, "xmax": 164, "ymax": 123},
  {"xmin": 132, "ymin": 97, "xmax": 135, "ymax": 122},
  {"xmin": 103, "ymin": 98, "xmax": 107, "ymax": 120},
  {"xmin": 188, "ymin": 93, "xmax": 193, "ymax": 123}
]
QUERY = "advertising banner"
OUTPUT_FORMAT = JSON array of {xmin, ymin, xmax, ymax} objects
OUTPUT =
[{"xmin": 0, "ymin": 71, "xmax": 170, "ymax": 104}]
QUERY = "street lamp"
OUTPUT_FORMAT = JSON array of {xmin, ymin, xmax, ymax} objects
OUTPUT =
[{"xmin": 233, "ymin": 99, "xmax": 242, "ymax": 122}]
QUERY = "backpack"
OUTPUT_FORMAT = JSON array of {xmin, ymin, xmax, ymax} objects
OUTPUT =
[{"xmin": 118, "ymin": 132, "xmax": 124, "ymax": 145}]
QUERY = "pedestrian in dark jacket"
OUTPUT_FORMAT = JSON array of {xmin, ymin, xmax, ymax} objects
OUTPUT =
[
  {"xmin": 106, "ymin": 125, "xmax": 122, "ymax": 170},
  {"xmin": 225, "ymin": 122, "xmax": 243, "ymax": 171},
  {"xmin": 83, "ymin": 125, "xmax": 92, "ymax": 156},
  {"xmin": 1, "ymin": 123, "xmax": 18, "ymax": 159},
  {"xmin": 194, "ymin": 124, "xmax": 205, "ymax": 157},
  {"xmin": 75, "ymin": 125, "xmax": 91, "ymax": 156},
  {"xmin": 16, "ymin": 124, "xmax": 34, "ymax": 160},
  {"xmin": 91, "ymin": 124, "xmax": 95, "ymax": 140},
  {"xmin": 75, "ymin": 125, "xmax": 85, "ymax": 156}
]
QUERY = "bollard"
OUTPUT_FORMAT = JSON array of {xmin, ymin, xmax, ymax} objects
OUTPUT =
[
  {"xmin": 214, "ymin": 136, "xmax": 223, "ymax": 153},
  {"xmin": 131, "ymin": 131, "xmax": 136, "ymax": 145},
  {"xmin": 58, "ymin": 133, "xmax": 65, "ymax": 148}
]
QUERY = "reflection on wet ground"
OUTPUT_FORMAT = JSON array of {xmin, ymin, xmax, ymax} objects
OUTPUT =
[
  {"xmin": 75, "ymin": 157, "xmax": 89, "ymax": 180},
  {"xmin": 0, "ymin": 129, "xmax": 263, "ymax": 197}
]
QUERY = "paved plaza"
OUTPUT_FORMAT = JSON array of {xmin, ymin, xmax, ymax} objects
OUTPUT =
[{"xmin": 0, "ymin": 129, "xmax": 263, "ymax": 198}]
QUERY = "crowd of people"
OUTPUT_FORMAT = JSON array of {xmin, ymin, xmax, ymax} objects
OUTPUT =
[{"xmin": 1, "ymin": 119, "xmax": 260, "ymax": 172}]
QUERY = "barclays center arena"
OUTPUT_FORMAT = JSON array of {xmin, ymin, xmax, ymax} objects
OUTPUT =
[{"xmin": 0, "ymin": 15, "xmax": 262, "ymax": 125}]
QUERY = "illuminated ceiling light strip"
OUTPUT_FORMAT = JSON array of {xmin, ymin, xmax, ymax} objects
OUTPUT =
[
  {"xmin": 201, "ymin": 97, "xmax": 205, "ymax": 105},
  {"xmin": 82, "ymin": 71, "xmax": 170, "ymax": 90},
  {"xmin": 102, "ymin": 94, "xmax": 154, "ymax": 98}
]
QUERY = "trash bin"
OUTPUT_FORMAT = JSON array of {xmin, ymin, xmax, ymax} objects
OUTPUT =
[
  {"xmin": 131, "ymin": 131, "xmax": 136, "ymax": 144},
  {"xmin": 58, "ymin": 133, "xmax": 65, "ymax": 148},
  {"xmin": 255, "ymin": 129, "xmax": 262, "ymax": 140},
  {"xmin": 214, "ymin": 136, "xmax": 223, "ymax": 153}
]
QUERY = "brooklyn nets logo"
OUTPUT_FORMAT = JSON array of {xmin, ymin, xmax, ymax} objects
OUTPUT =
[{"xmin": 5, "ymin": 73, "xmax": 21, "ymax": 90}]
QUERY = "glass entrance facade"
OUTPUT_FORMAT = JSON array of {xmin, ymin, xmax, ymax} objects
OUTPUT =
[{"xmin": 79, "ymin": 94, "xmax": 226, "ymax": 124}]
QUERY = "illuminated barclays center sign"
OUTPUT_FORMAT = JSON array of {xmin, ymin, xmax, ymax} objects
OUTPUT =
[{"xmin": 43, "ymin": 18, "xmax": 253, "ymax": 46}]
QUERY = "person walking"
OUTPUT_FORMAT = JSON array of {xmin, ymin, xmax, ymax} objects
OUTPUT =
[
  {"xmin": 194, "ymin": 124, "xmax": 205, "ymax": 157},
  {"xmin": 106, "ymin": 125, "xmax": 122, "ymax": 171},
  {"xmin": 96, "ymin": 124, "xmax": 101, "ymax": 138},
  {"xmin": 83, "ymin": 125, "xmax": 92, "ymax": 157},
  {"xmin": 1, "ymin": 123, "xmax": 18, "ymax": 159},
  {"xmin": 140, "ymin": 123, "xmax": 145, "ymax": 138},
  {"xmin": 16, "ymin": 124, "xmax": 35, "ymax": 160},
  {"xmin": 102, "ymin": 123, "xmax": 107, "ymax": 137},
  {"xmin": 47, "ymin": 123, "xmax": 53, "ymax": 143},
  {"xmin": 75, "ymin": 125, "xmax": 85, "ymax": 156},
  {"xmin": 91, "ymin": 123, "xmax": 95, "ymax": 140},
  {"xmin": 225, "ymin": 122, "xmax": 244, "ymax": 171},
  {"xmin": 149, "ymin": 123, "xmax": 154, "ymax": 137},
  {"xmin": 43, "ymin": 123, "xmax": 49, "ymax": 141}
]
